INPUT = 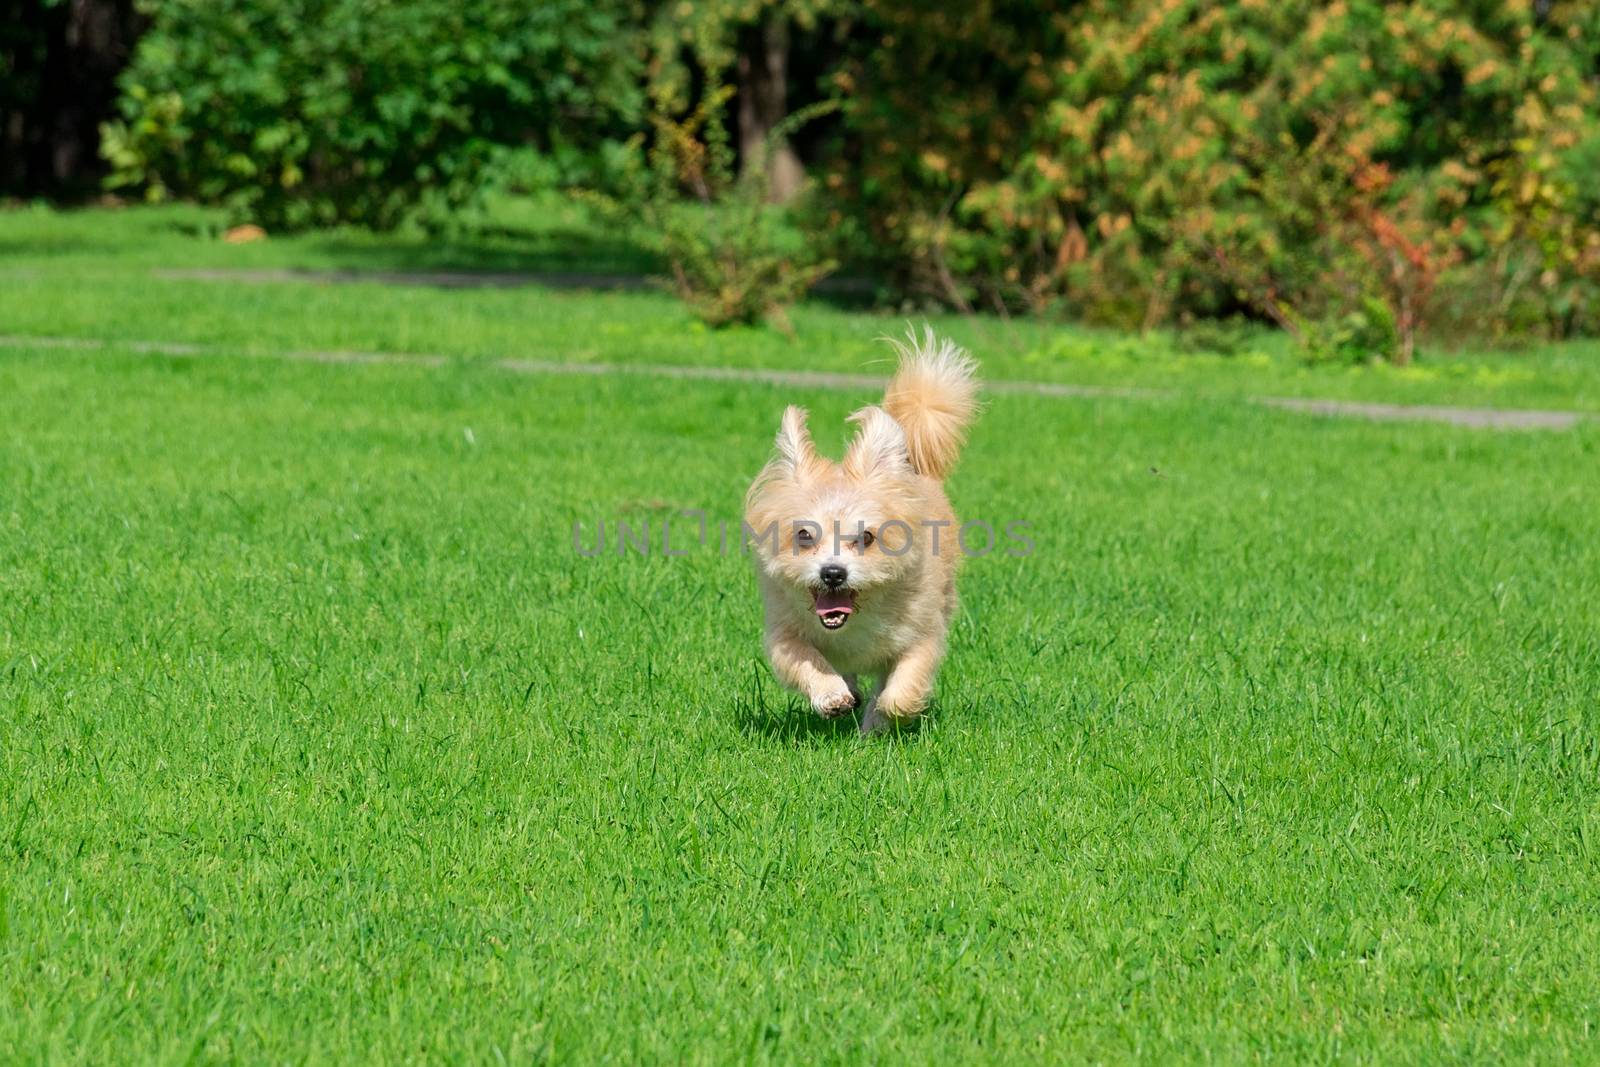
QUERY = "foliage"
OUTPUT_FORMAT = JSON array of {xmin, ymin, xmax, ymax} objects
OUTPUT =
[
  {"xmin": 822, "ymin": 0, "xmax": 1071, "ymax": 312},
  {"xmin": 829, "ymin": 0, "xmax": 1600, "ymax": 358},
  {"xmin": 80, "ymin": 0, "xmax": 1600, "ymax": 353},
  {"xmin": 643, "ymin": 0, "xmax": 850, "ymax": 112},
  {"xmin": 590, "ymin": 83, "xmax": 836, "ymax": 330},
  {"xmin": 102, "ymin": 0, "xmax": 643, "ymax": 229},
  {"xmin": 1202, "ymin": 124, "xmax": 1462, "ymax": 366}
]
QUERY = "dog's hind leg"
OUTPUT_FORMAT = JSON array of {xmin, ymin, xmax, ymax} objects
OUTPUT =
[
  {"xmin": 861, "ymin": 634, "xmax": 945, "ymax": 734},
  {"xmin": 843, "ymin": 674, "xmax": 862, "ymax": 707}
]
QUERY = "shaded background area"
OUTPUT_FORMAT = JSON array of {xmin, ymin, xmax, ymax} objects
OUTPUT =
[
  {"xmin": 0, "ymin": 0, "xmax": 142, "ymax": 197},
  {"xmin": 4, "ymin": 1, "xmax": 1600, "ymax": 364}
]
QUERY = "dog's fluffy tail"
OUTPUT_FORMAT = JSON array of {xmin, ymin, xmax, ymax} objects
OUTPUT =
[{"xmin": 882, "ymin": 326, "xmax": 979, "ymax": 480}]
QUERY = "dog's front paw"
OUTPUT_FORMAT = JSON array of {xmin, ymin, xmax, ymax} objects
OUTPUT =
[{"xmin": 812, "ymin": 681, "xmax": 857, "ymax": 719}]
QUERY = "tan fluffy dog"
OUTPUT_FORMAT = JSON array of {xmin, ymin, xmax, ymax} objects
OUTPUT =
[{"xmin": 744, "ymin": 328, "xmax": 979, "ymax": 733}]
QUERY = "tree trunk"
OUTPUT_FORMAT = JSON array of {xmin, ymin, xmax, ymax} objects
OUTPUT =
[{"xmin": 736, "ymin": 11, "xmax": 804, "ymax": 203}]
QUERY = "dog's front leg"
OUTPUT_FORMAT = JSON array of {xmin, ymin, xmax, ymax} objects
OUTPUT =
[
  {"xmin": 861, "ymin": 635, "xmax": 945, "ymax": 734},
  {"xmin": 766, "ymin": 632, "xmax": 856, "ymax": 718}
]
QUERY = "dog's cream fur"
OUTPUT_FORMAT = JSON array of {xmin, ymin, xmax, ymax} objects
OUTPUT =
[{"xmin": 745, "ymin": 328, "xmax": 979, "ymax": 733}]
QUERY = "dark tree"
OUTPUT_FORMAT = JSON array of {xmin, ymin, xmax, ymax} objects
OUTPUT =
[{"xmin": 1, "ymin": 0, "xmax": 143, "ymax": 197}]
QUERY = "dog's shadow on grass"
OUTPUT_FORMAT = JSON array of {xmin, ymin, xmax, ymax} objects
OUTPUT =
[
  {"xmin": 734, "ymin": 700, "xmax": 861, "ymax": 743},
  {"xmin": 731, "ymin": 687, "xmax": 927, "ymax": 745}
]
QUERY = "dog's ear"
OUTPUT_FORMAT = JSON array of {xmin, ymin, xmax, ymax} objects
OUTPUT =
[
  {"xmin": 843, "ymin": 405, "xmax": 912, "ymax": 479},
  {"xmin": 774, "ymin": 405, "xmax": 815, "ymax": 474}
]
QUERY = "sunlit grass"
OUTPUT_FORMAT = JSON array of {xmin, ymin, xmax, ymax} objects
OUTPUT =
[{"xmin": 2, "ymin": 330, "xmax": 1598, "ymax": 1061}]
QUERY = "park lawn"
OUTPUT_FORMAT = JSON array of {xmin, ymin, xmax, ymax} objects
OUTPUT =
[
  {"xmin": 4, "ymin": 199, "xmax": 1600, "ymax": 414},
  {"xmin": 2, "ymin": 332, "xmax": 1599, "ymax": 1063}
]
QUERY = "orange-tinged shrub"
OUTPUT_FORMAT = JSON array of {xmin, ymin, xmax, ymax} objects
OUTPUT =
[{"xmin": 830, "ymin": 0, "xmax": 1600, "ymax": 357}]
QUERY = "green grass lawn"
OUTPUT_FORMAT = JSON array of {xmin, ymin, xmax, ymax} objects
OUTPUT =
[
  {"xmin": 4, "ymin": 198, "xmax": 1600, "ymax": 414},
  {"xmin": 4, "ymin": 202, "xmax": 1600, "ymax": 1062}
]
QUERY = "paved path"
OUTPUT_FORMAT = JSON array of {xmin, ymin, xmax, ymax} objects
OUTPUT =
[
  {"xmin": 1254, "ymin": 396, "xmax": 1586, "ymax": 430},
  {"xmin": 1, "ymin": 332, "xmax": 1589, "ymax": 431}
]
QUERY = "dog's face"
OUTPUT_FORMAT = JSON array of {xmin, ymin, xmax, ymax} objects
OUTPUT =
[{"xmin": 745, "ymin": 405, "xmax": 926, "ymax": 631}]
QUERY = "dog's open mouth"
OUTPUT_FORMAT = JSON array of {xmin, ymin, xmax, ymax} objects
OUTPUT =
[{"xmin": 813, "ymin": 589, "xmax": 855, "ymax": 630}]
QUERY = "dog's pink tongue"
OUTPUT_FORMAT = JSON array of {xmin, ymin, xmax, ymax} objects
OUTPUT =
[{"xmin": 814, "ymin": 589, "xmax": 854, "ymax": 616}]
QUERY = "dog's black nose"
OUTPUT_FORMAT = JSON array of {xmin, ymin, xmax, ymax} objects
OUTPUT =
[{"xmin": 820, "ymin": 563, "xmax": 848, "ymax": 588}]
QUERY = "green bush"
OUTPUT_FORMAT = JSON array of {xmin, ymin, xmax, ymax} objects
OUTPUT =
[
  {"xmin": 94, "ymin": 0, "xmax": 1600, "ymax": 351},
  {"xmin": 103, "ymin": 0, "xmax": 643, "ymax": 229},
  {"xmin": 588, "ymin": 84, "xmax": 836, "ymax": 331},
  {"xmin": 828, "ymin": 0, "xmax": 1600, "ymax": 354}
]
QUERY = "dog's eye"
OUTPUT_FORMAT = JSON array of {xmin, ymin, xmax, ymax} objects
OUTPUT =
[
  {"xmin": 795, "ymin": 527, "xmax": 816, "ymax": 547},
  {"xmin": 859, "ymin": 529, "xmax": 875, "ymax": 549}
]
